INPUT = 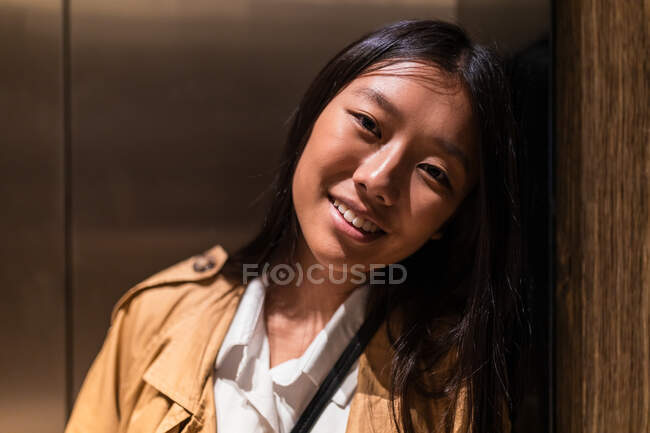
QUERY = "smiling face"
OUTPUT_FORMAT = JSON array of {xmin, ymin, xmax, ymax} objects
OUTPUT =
[{"xmin": 291, "ymin": 60, "xmax": 479, "ymax": 273}]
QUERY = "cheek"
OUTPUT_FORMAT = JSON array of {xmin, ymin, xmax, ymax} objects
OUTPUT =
[
  {"xmin": 404, "ymin": 195, "xmax": 452, "ymax": 239},
  {"xmin": 308, "ymin": 107, "xmax": 360, "ymax": 164},
  {"xmin": 292, "ymin": 154, "xmax": 317, "ymax": 214},
  {"xmin": 291, "ymin": 143, "xmax": 334, "ymax": 222},
  {"xmin": 295, "ymin": 139, "xmax": 354, "ymax": 197}
]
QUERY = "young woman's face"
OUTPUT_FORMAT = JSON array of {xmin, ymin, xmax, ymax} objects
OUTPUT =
[{"xmin": 292, "ymin": 61, "xmax": 478, "ymax": 272}]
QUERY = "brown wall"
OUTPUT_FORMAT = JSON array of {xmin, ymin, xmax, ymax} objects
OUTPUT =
[{"xmin": 0, "ymin": 2, "xmax": 66, "ymax": 432}]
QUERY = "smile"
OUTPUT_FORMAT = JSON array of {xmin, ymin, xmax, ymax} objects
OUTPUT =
[
  {"xmin": 327, "ymin": 195, "xmax": 386, "ymax": 242},
  {"xmin": 332, "ymin": 199, "xmax": 380, "ymax": 233}
]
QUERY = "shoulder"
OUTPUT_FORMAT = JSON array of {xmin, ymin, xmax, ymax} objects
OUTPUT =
[
  {"xmin": 109, "ymin": 244, "xmax": 237, "ymax": 346},
  {"xmin": 65, "ymin": 244, "xmax": 242, "ymax": 432}
]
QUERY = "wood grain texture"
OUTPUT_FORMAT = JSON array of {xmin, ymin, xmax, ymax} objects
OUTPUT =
[{"xmin": 555, "ymin": 0, "xmax": 649, "ymax": 432}]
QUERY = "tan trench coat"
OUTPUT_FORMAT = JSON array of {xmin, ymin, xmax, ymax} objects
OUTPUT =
[{"xmin": 64, "ymin": 244, "xmax": 480, "ymax": 433}]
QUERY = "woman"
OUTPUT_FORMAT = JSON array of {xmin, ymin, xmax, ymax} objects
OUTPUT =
[{"xmin": 65, "ymin": 19, "xmax": 521, "ymax": 433}]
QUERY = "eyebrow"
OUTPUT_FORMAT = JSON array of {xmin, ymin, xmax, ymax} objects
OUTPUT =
[
  {"xmin": 352, "ymin": 86, "xmax": 470, "ymax": 173},
  {"xmin": 352, "ymin": 87, "xmax": 400, "ymax": 118},
  {"xmin": 434, "ymin": 138, "xmax": 470, "ymax": 173}
]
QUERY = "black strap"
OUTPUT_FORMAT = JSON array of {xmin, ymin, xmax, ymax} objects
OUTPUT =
[{"xmin": 290, "ymin": 303, "xmax": 386, "ymax": 433}]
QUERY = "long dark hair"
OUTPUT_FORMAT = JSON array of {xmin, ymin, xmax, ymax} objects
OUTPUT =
[{"xmin": 222, "ymin": 19, "xmax": 522, "ymax": 433}]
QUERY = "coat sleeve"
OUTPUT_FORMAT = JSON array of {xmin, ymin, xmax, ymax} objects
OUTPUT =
[{"xmin": 64, "ymin": 306, "xmax": 133, "ymax": 433}]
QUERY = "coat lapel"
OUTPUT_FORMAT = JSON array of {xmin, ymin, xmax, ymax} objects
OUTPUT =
[
  {"xmin": 141, "ymin": 276, "xmax": 246, "ymax": 430},
  {"xmin": 152, "ymin": 402, "xmax": 191, "ymax": 433}
]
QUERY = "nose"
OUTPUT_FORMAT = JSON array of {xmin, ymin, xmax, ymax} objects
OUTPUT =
[{"xmin": 352, "ymin": 143, "xmax": 406, "ymax": 206}]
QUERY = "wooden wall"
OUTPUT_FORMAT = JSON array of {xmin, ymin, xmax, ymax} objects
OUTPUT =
[{"xmin": 555, "ymin": 1, "xmax": 649, "ymax": 431}]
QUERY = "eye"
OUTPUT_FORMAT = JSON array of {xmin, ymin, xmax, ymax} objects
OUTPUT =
[
  {"xmin": 417, "ymin": 163, "xmax": 452, "ymax": 190},
  {"xmin": 352, "ymin": 112, "xmax": 382, "ymax": 139}
]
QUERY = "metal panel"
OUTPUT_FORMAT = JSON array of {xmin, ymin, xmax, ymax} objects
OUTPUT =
[
  {"xmin": 69, "ymin": 0, "xmax": 457, "ymax": 398},
  {"xmin": 0, "ymin": 1, "xmax": 66, "ymax": 432},
  {"xmin": 0, "ymin": 0, "xmax": 552, "ymax": 430},
  {"xmin": 68, "ymin": 5, "xmax": 552, "ymax": 430}
]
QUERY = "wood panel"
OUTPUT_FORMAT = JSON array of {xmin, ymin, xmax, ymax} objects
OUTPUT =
[{"xmin": 555, "ymin": 0, "xmax": 649, "ymax": 431}]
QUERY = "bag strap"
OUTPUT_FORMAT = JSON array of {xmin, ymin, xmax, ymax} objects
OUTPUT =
[{"xmin": 290, "ymin": 303, "xmax": 387, "ymax": 433}]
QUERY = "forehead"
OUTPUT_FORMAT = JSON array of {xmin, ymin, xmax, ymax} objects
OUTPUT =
[
  {"xmin": 358, "ymin": 60, "xmax": 463, "ymax": 91},
  {"xmin": 339, "ymin": 61, "xmax": 472, "ymax": 123},
  {"xmin": 338, "ymin": 60, "xmax": 476, "ymax": 147}
]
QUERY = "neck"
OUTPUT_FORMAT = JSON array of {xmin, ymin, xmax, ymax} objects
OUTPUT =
[
  {"xmin": 264, "ymin": 235, "xmax": 361, "ymax": 323},
  {"xmin": 263, "ymin": 236, "xmax": 364, "ymax": 367}
]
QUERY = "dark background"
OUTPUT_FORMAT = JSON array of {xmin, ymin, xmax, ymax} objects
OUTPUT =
[{"xmin": 0, "ymin": 1, "xmax": 549, "ymax": 431}]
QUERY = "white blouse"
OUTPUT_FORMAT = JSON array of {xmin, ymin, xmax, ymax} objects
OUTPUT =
[{"xmin": 213, "ymin": 276, "xmax": 370, "ymax": 433}]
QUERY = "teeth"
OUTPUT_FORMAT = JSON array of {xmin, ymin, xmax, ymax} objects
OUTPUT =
[{"xmin": 330, "ymin": 198, "xmax": 380, "ymax": 233}]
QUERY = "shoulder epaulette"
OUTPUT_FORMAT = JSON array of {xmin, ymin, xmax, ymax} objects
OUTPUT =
[{"xmin": 110, "ymin": 244, "xmax": 228, "ymax": 323}]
